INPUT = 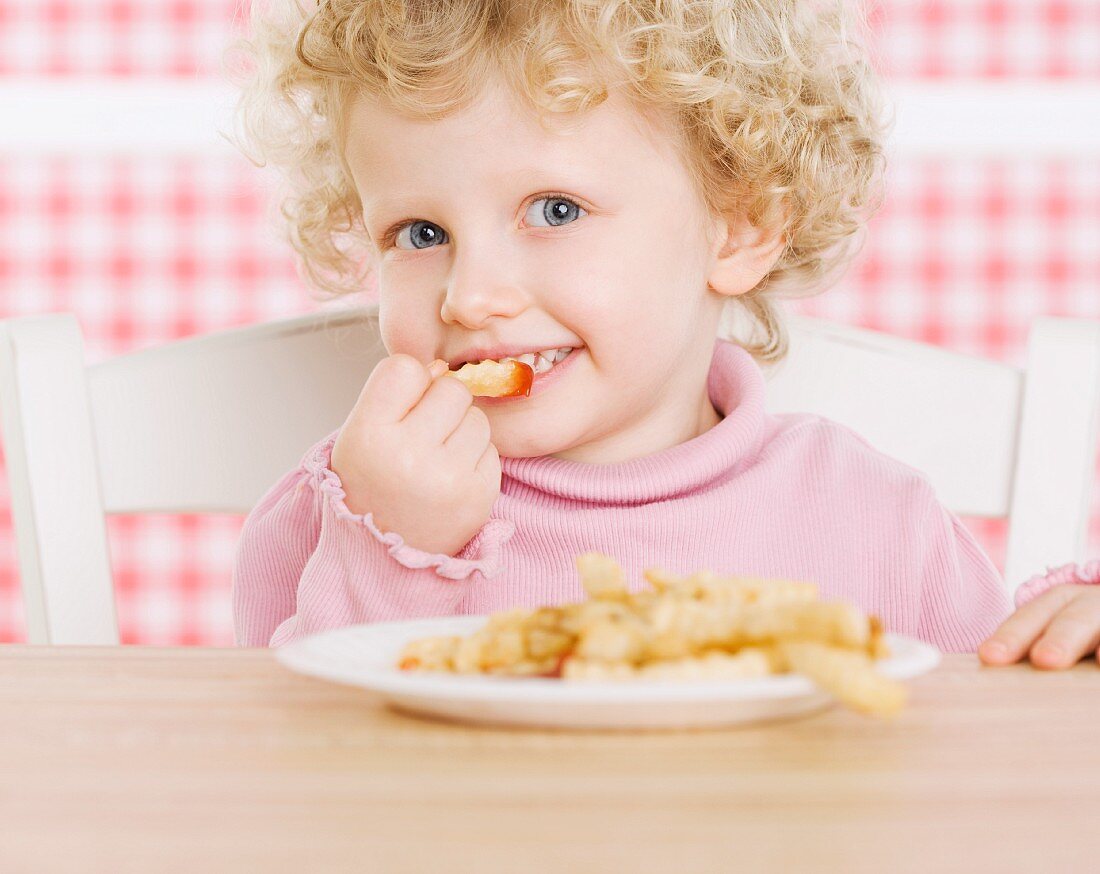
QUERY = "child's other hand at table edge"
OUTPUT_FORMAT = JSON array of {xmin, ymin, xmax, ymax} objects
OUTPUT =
[{"xmin": 979, "ymin": 562, "xmax": 1100, "ymax": 669}]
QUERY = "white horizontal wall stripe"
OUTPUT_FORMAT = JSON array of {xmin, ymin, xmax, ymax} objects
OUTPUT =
[
  {"xmin": 886, "ymin": 82, "xmax": 1100, "ymax": 158},
  {"xmin": 0, "ymin": 80, "xmax": 238, "ymax": 156},
  {"xmin": 0, "ymin": 79, "xmax": 1098, "ymax": 157}
]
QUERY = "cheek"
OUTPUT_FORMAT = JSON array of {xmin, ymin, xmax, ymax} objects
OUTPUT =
[
  {"xmin": 377, "ymin": 268, "xmax": 438, "ymax": 355},
  {"xmin": 528, "ymin": 236, "xmax": 625, "ymax": 331},
  {"xmin": 638, "ymin": 206, "xmax": 708, "ymax": 281},
  {"xmin": 594, "ymin": 220, "xmax": 701, "ymax": 317}
]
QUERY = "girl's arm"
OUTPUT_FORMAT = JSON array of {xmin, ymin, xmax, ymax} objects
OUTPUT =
[
  {"xmin": 914, "ymin": 496, "xmax": 1014, "ymax": 653},
  {"xmin": 1013, "ymin": 559, "xmax": 1100, "ymax": 605},
  {"xmin": 231, "ymin": 463, "xmax": 322, "ymax": 646},
  {"xmin": 231, "ymin": 432, "xmax": 514, "ymax": 647}
]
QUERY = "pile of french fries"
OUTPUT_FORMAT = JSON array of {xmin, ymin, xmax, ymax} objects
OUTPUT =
[{"xmin": 397, "ymin": 552, "xmax": 906, "ymax": 717}]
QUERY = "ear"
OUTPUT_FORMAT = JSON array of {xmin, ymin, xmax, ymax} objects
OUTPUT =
[{"xmin": 705, "ymin": 211, "xmax": 788, "ymax": 298}]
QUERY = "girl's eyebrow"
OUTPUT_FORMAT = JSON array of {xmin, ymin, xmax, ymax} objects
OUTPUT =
[
  {"xmin": 361, "ymin": 174, "xmax": 606, "ymax": 227},
  {"xmin": 361, "ymin": 196, "xmax": 429, "ymax": 228}
]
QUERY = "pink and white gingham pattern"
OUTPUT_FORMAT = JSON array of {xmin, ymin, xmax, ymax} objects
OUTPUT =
[
  {"xmin": 2, "ymin": 1, "xmax": 1099, "ymax": 79},
  {"xmin": 0, "ymin": 0, "xmax": 247, "ymax": 77},
  {"xmin": 0, "ymin": 1, "xmax": 1098, "ymax": 644},
  {"xmin": 871, "ymin": 0, "xmax": 1100, "ymax": 79}
]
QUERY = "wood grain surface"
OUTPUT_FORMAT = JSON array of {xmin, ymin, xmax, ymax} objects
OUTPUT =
[{"xmin": 1, "ymin": 646, "xmax": 1098, "ymax": 873}]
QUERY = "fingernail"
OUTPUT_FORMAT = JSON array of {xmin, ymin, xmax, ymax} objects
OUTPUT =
[
  {"xmin": 1035, "ymin": 644, "xmax": 1064, "ymax": 662},
  {"xmin": 429, "ymin": 359, "xmax": 448, "ymax": 378},
  {"xmin": 982, "ymin": 641, "xmax": 1007, "ymax": 658}
]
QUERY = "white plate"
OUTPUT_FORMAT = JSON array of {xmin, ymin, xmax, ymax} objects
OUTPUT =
[{"xmin": 275, "ymin": 616, "xmax": 942, "ymax": 730}]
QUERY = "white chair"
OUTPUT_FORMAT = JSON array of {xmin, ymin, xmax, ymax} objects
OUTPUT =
[{"xmin": 1, "ymin": 301, "xmax": 1098, "ymax": 644}]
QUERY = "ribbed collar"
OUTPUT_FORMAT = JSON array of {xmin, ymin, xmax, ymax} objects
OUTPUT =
[{"xmin": 500, "ymin": 338, "xmax": 766, "ymax": 505}]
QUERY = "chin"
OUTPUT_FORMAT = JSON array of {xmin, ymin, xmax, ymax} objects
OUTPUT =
[{"xmin": 492, "ymin": 428, "xmax": 572, "ymax": 460}]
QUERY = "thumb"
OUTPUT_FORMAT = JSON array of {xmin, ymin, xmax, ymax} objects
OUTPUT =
[{"xmin": 428, "ymin": 359, "xmax": 449, "ymax": 379}]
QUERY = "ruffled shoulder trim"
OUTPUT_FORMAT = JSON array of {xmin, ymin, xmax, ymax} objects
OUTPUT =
[
  {"xmin": 1014, "ymin": 559, "xmax": 1100, "ymax": 607},
  {"xmin": 301, "ymin": 434, "xmax": 514, "ymax": 581}
]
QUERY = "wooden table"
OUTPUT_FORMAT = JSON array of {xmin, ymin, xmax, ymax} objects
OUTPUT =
[{"xmin": 1, "ymin": 647, "xmax": 1098, "ymax": 873}]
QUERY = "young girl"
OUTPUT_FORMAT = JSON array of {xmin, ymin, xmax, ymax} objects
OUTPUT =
[{"xmin": 228, "ymin": 0, "xmax": 1100, "ymax": 665}]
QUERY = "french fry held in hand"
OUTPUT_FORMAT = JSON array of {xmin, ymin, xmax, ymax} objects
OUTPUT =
[
  {"xmin": 447, "ymin": 358, "xmax": 534, "ymax": 397},
  {"xmin": 397, "ymin": 552, "xmax": 907, "ymax": 717}
]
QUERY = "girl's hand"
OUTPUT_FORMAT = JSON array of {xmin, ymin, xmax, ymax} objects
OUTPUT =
[
  {"xmin": 331, "ymin": 354, "xmax": 501, "ymax": 558},
  {"xmin": 978, "ymin": 584, "xmax": 1100, "ymax": 669}
]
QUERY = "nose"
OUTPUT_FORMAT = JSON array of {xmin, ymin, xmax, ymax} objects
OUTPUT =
[{"xmin": 440, "ymin": 240, "xmax": 528, "ymax": 328}]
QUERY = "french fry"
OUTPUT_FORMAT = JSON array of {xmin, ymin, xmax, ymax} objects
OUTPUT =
[
  {"xmin": 868, "ymin": 616, "xmax": 891, "ymax": 659},
  {"xmin": 778, "ymin": 640, "xmax": 906, "ymax": 718},
  {"xmin": 448, "ymin": 358, "xmax": 534, "ymax": 397},
  {"xmin": 576, "ymin": 552, "xmax": 631, "ymax": 601},
  {"xmin": 637, "ymin": 648, "xmax": 775, "ymax": 680},
  {"xmin": 526, "ymin": 627, "xmax": 574, "ymax": 660},
  {"xmin": 737, "ymin": 601, "xmax": 873, "ymax": 651},
  {"xmin": 398, "ymin": 635, "xmax": 461, "ymax": 672},
  {"xmin": 575, "ymin": 616, "xmax": 650, "ymax": 663}
]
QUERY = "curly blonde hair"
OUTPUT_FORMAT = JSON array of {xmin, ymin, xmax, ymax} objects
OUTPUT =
[{"xmin": 225, "ymin": 0, "xmax": 892, "ymax": 362}]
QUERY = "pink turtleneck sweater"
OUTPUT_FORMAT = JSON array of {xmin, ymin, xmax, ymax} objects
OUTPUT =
[{"xmin": 234, "ymin": 338, "xmax": 1024, "ymax": 651}]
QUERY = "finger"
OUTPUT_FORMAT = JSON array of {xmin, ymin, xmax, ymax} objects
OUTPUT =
[
  {"xmin": 475, "ymin": 442, "xmax": 501, "ymax": 490},
  {"xmin": 443, "ymin": 405, "xmax": 492, "ymax": 462},
  {"xmin": 1029, "ymin": 590, "xmax": 1100, "ymax": 670},
  {"xmin": 354, "ymin": 354, "xmax": 436, "ymax": 425},
  {"xmin": 977, "ymin": 585, "xmax": 1077, "ymax": 665},
  {"xmin": 402, "ymin": 371, "xmax": 474, "ymax": 441},
  {"xmin": 428, "ymin": 359, "xmax": 449, "ymax": 379}
]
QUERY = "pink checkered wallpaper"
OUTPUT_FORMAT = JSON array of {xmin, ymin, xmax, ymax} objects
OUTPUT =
[{"xmin": 0, "ymin": 0, "xmax": 1098, "ymax": 644}]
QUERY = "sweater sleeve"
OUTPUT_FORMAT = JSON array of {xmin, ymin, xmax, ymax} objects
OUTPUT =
[
  {"xmin": 1013, "ymin": 559, "xmax": 1100, "ymax": 608},
  {"xmin": 231, "ymin": 432, "xmax": 515, "ymax": 647},
  {"xmin": 914, "ymin": 495, "xmax": 1014, "ymax": 653}
]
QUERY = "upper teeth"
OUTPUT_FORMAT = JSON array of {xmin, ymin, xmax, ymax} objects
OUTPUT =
[
  {"xmin": 475, "ymin": 347, "xmax": 573, "ymax": 374},
  {"xmin": 512, "ymin": 347, "xmax": 573, "ymax": 374},
  {"xmin": 464, "ymin": 347, "xmax": 572, "ymax": 373}
]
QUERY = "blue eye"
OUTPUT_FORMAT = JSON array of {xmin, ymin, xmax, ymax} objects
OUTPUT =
[
  {"xmin": 390, "ymin": 197, "xmax": 583, "ymax": 248},
  {"xmin": 525, "ymin": 196, "xmax": 586, "ymax": 228},
  {"xmin": 395, "ymin": 220, "xmax": 448, "ymax": 250}
]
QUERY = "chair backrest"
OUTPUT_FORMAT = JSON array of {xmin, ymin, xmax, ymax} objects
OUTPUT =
[
  {"xmin": 1, "ymin": 301, "xmax": 1097, "ymax": 643},
  {"xmin": 0, "ymin": 307, "xmax": 386, "ymax": 644}
]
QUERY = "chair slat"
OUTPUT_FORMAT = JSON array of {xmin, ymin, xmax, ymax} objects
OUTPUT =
[
  {"xmin": 0, "ymin": 315, "xmax": 117, "ymax": 644},
  {"xmin": 1005, "ymin": 317, "xmax": 1100, "ymax": 590},
  {"xmin": 87, "ymin": 309, "xmax": 383, "ymax": 513},
  {"xmin": 751, "ymin": 314, "xmax": 1023, "ymax": 518}
]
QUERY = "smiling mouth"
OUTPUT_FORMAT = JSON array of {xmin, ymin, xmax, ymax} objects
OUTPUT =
[{"xmin": 458, "ymin": 346, "xmax": 576, "ymax": 376}]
